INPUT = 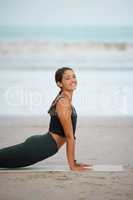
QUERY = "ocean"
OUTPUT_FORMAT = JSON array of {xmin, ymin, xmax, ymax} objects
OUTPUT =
[
  {"xmin": 0, "ymin": 26, "xmax": 133, "ymax": 116},
  {"xmin": 0, "ymin": 26, "xmax": 133, "ymax": 42}
]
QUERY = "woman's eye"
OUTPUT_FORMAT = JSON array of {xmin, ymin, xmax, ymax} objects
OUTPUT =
[
  {"xmin": 64, "ymin": 77, "xmax": 70, "ymax": 80},
  {"xmin": 65, "ymin": 76, "xmax": 76, "ymax": 80}
]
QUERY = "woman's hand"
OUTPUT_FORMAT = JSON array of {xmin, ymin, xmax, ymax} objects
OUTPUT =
[
  {"xmin": 75, "ymin": 162, "xmax": 92, "ymax": 168},
  {"xmin": 70, "ymin": 161, "xmax": 93, "ymax": 172},
  {"xmin": 74, "ymin": 160, "xmax": 92, "ymax": 168}
]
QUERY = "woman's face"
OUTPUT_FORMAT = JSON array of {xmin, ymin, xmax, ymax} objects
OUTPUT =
[{"xmin": 60, "ymin": 70, "xmax": 77, "ymax": 91}]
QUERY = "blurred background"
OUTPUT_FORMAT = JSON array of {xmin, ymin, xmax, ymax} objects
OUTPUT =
[{"xmin": 0, "ymin": 0, "xmax": 133, "ymax": 117}]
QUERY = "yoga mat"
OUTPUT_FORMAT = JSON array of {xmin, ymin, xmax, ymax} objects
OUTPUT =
[{"xmin": 0, "ymin": 165, "xmax": 124, "ymax": 172}]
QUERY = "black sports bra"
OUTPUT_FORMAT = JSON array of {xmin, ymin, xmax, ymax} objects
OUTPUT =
[{"xmin": 48, "ymin": 96, "xmax": 77, "ymax": 140}]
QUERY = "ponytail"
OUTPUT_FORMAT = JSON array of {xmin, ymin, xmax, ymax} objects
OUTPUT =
[{"xmin": 47, "ymin": 90, "xmax": 62, "ymax": 115}]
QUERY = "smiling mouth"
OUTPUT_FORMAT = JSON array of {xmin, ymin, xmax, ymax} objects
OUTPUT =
[{"xmin": 70, "ymin": 83, "xmax": 76, "ymax": 86}]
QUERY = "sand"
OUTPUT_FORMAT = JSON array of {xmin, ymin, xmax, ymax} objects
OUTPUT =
[{"xmin": 0, "ymin": 116, "xmax": 133, "ymax": 200}]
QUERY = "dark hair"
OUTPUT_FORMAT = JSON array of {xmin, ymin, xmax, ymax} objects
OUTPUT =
[{"xmin": 47, "ymin": 67, "xmax": 73, "ymax": 115}]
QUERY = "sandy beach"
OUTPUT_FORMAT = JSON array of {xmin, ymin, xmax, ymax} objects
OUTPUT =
[{"xmin": 0, "ymin": 116, "xmax": 133, "ymax": 200}]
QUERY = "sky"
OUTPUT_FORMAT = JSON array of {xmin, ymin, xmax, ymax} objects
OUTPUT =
[{"xmin": 0, "ymin": 0, "xmax": 133, "ymax": 26}]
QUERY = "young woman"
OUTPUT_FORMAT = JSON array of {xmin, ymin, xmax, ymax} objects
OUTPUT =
[{"xmin": 0, "ymin": 67, "xmax": 92, "ymax": 171}]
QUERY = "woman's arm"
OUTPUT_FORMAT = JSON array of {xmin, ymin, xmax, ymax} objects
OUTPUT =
[
  {"xmin": 56, "ymin": 97, "xmax": 91, "ymax": 171},
  {"xmin": 74, "ymin": 139, "xmax": 77, "ymax": 163},
  {"xmin": 56, "ymin": 97, "xmax": 75, "ymax": 169}
]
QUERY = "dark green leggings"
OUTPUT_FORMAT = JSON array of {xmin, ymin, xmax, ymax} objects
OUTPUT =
[{"xmin": 0, "ymin": 132, "xmax": 58, "ymax": 168}]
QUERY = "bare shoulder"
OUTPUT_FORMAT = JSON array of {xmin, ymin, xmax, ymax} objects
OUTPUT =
[{"xmin": 56, "ymin": 95, "xmax": 71, "ymax": 116}]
